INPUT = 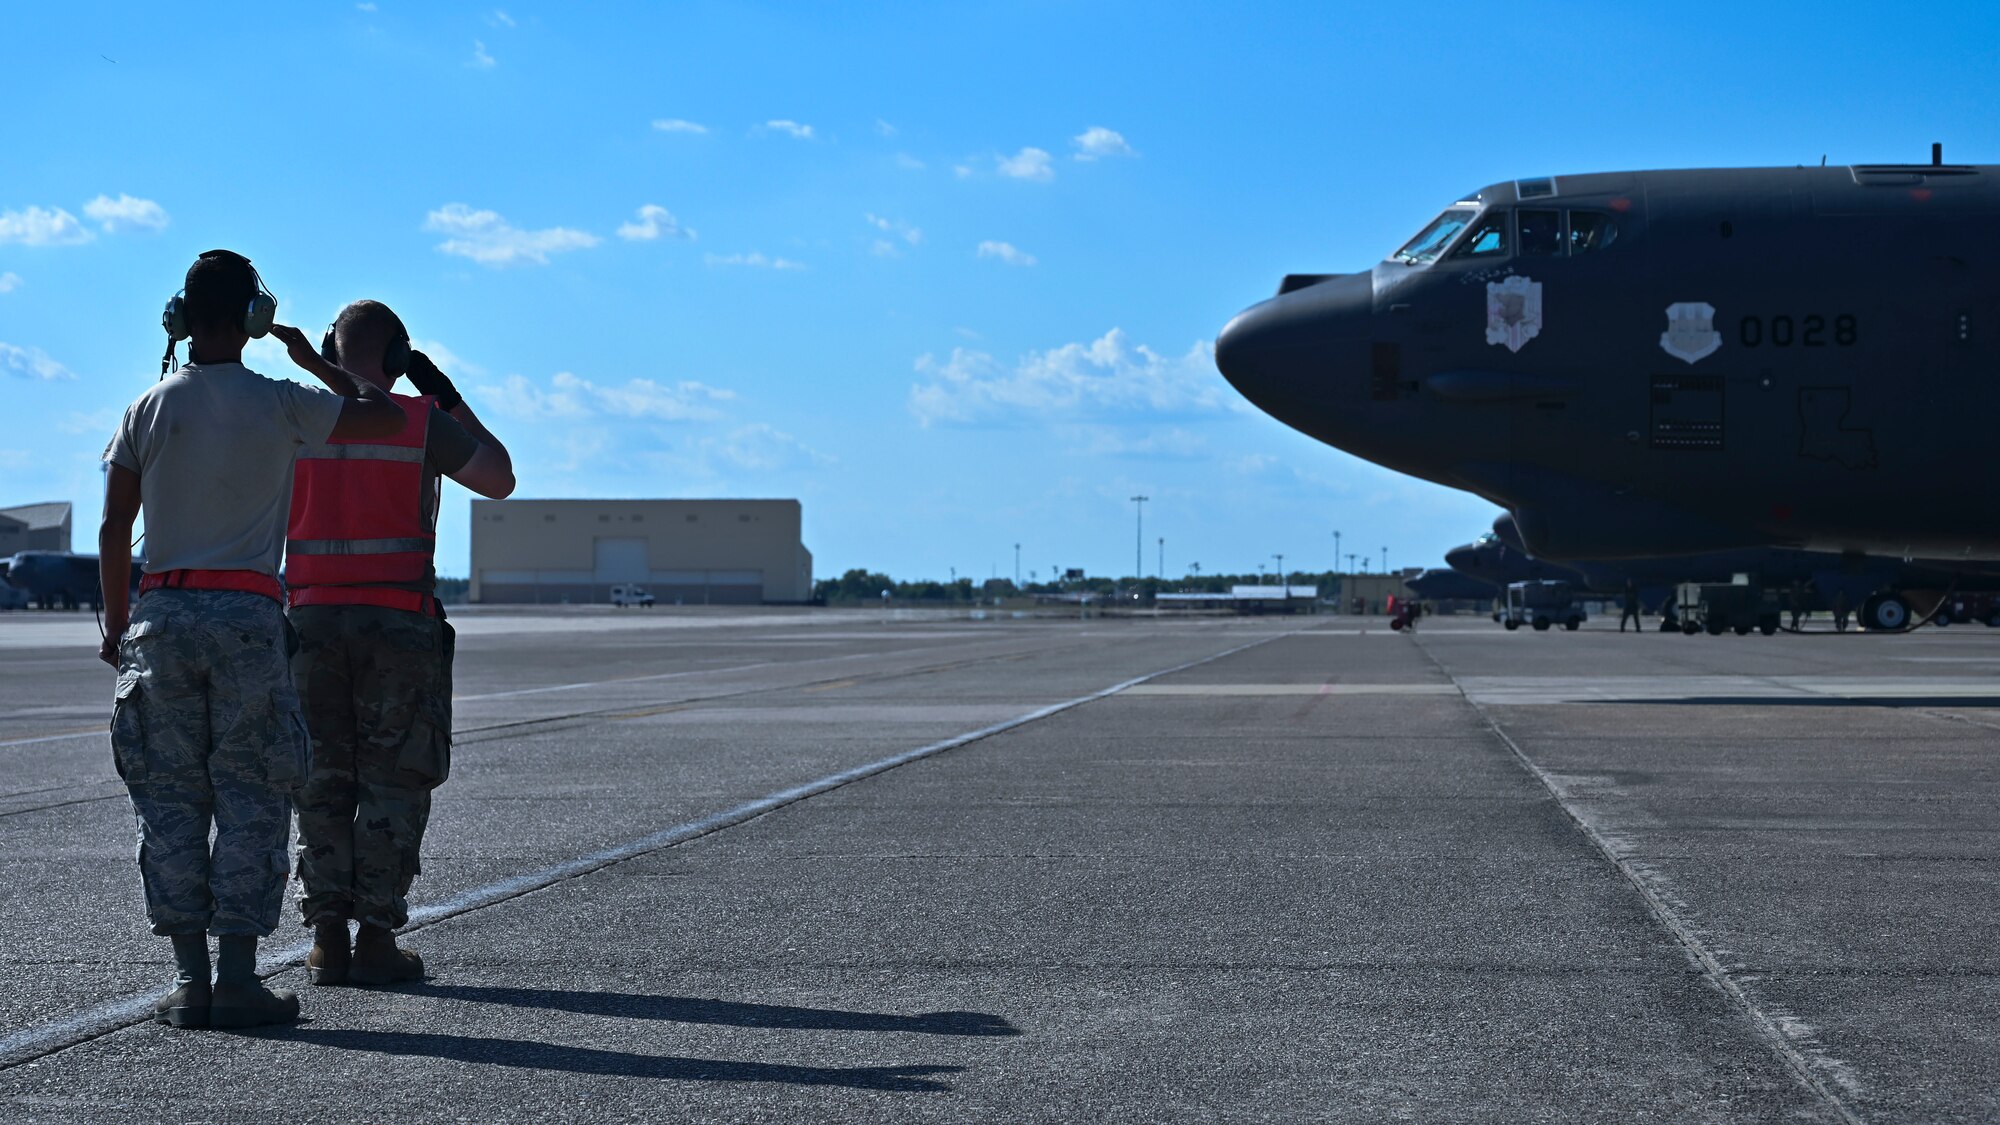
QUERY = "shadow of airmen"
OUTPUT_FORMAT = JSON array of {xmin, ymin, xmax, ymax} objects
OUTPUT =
[
  {"xmin": 410, "ymin": 985, "xmax": 1021, "ymax": 1037},
  {"xmin": 263, "ymin": 1028, "xmax": 965, "ymax": 1092}
]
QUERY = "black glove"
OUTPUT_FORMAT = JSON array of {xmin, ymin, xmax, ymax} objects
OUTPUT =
[{"xmin": 405, "ymin": 350, "xmax": 463, "ymax": 412}]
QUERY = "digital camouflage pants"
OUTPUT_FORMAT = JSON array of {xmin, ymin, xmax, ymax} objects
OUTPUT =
[
  {"xmin": 111, "ymin": 590, "xmax": 310, "ymax": 937},
  {"xmin": 289, "ymin": 603, "xmax": 453, "ymax": 930}
]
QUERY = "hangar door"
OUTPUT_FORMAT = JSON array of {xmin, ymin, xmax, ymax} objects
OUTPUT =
[{"xmin": 593, "ymin": 538, "xmax": 650, "ymax": 584}]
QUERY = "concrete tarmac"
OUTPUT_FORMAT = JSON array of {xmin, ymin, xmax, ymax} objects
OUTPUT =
[{"xmin": 3, "ymin": 608, "xmax": 1999, "ymax": 1121}]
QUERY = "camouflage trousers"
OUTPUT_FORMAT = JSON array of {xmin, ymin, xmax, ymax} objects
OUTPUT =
[
  {"xmin": 111, "ymin": 590, "xmax": 309, "ymax": 937},
  {"xmin": 289, "ymin": 603, "xmax": 453, "ymax": 930}
]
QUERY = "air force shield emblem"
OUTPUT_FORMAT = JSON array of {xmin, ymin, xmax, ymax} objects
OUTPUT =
[
  {"xmin": 1660, "ymin": 302, "xmax": 1721, "ymax": 364},
  {"xmin": 1484, "ymin": 276, "xmax": 1542, "ymax": 353}
]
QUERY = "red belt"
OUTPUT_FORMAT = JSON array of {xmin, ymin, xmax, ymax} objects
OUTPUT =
[
  {"xmin": 287, "ymin": 585, "xmax": 437, "ymax": 616},
  {"xmin": 139, "ymin": 569, "xmax": 285, "ymax": 604}
]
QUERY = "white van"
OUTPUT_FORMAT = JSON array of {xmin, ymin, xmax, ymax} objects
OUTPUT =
[{"xmin": 610, "ymin": 584, "xmax": 655, "ymax": 608}]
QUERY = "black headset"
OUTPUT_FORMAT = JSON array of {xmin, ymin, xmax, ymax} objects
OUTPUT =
[
  {"xmin": 320, "ymin": 314, "xmax": 411, "ymax": 379},
  {"xmin": 160, "ymin": 249, "xmax": 277, "ymax": 375}
]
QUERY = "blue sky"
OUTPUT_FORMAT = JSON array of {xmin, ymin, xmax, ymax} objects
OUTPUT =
[{"xmin": 4, "ymin": 2, "xmax": 1998, "ymax": 583}]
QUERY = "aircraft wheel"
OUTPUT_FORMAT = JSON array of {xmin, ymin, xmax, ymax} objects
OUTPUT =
[
  {"xmin": 1532, "ymin": 617, "xmax": 1551, "ymax": 632},
  {"xmin": 1733, "ymin": 623, "xmax": 1753, "ymax": 636},
  {"xmin": 1705, "ymin": 620, "xmax": 1726, "ymax": 636},
  {"xmin": 1682, "ymin": 621, "xmax": 1700, "ymax": 635},
  {"xmin": 1759, "ymin": 617, "xmax": 1779, "ymax": 636},
  {"xmin": 1564, "ymin": 618, "xmax": 1580, "ymax": 631},
  {"xmin": 1659, "ymin": 619, "xmax": 1678, "ymax": 633},
  {"xmin": 1932, "ymin": 613, "xmax": 1949, "ymax": 628},
  {"xmin": 1504, "ymin": 619, "xmax": 1519, "ymax": 631},
  {"xmin": 1861, "ymin": 593, "xmax": 1909, "ymax": 631},
  {"xmin": 1987, "ymin": 612, "xmax": 2000, "ymax": 628}
]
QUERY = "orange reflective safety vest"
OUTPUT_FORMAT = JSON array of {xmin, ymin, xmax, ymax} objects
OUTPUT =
[{"xmin": 285, "ymin": 392, "xmax": 439, "ymax": 614}]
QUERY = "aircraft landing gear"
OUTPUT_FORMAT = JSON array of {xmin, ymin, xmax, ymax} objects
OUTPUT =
[{"xmin": 1860, "ymin": 593, "xmax": 1910, "ymax": 632}]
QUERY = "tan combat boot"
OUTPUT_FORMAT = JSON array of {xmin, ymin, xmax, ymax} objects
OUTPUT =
[
  {"xmin": 307, "ymin": 919, "xmax": 351, "ymax": 986},
  {"xmin": 349, "ymin": 924, "xmax": 425, "ymax": 985}
]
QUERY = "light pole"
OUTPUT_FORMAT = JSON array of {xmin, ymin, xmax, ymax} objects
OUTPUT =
[
  {"xmin": 1258, "ymin": 563, "xmax": 1266, "ymax": 584},
  {"xmin": 1381, "ymin": 546, "xmax": 1388, "ymax": 574},
  {"xmin": 1333, "ymin": 530, "xmax": 1341, "ymax": 573},
  {"xmin": 1347, "ymin": 553, "xmax": 1358, "ymax": 574},
  {"xmin": 1273, "ymin": 553, "xmax": 1285, "ymax": 591},
  {"xmin": 1157, "ymin": 536, "xmax": 1164, "ymax": 579},
  {"xmin": 1014, "ymin": 543, "xmax": 1021, "ymax": 586},
  {"xmin": 1130, "ymin": 495, "xmax": 1148, "ymax": 580}
]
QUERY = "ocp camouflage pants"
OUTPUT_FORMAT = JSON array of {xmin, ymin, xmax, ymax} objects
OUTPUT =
[
  {"xmin": 111, "ymin": 589, "xmax": 309, "ymax": 937},
  {"xmin": 290, "ymin": 603, "xmax": 453, "ymax": 930}
]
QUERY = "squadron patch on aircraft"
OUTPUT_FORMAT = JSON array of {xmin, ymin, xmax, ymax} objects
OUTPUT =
[
  {"xmin": 1659, "ymin": 302, "xmax": 1722, "ymax": 364},
  {"xmin": 1484, "ymin": 275, "xmax": 1541, "ymax": 353}
]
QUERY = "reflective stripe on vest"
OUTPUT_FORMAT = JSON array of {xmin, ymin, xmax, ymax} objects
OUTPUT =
[{"xmin": 285, "ymin": 392, "xmax": 437, "ymax": 589}]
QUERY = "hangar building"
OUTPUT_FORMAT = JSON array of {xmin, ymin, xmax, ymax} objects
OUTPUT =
[
  {"xmin": 0, "ymin": 502, "xmax": 72, "ymax": 556},
  {"xmin": 469, "ymin": 499, "xmax": 813, "ymax": 605}
]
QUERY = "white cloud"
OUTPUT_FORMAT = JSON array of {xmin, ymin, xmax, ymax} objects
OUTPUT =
[
  {"xmin": 704, "ymin": 251, "xmax": 805, "ymax": 270},
  {"xmin": 976, "ymin": 240, "xmax": 1036, "ymax": 267},
  {"xmin": 1062, "ymin": 426, "xmax": 1208, "ymax": 458},
  {"xmin": 1072, "ymin": 126, "xmax": 1136, "ymax": 161},
  {"xmin": 701, "ymin": 423, "xmax": 834, "ymax": 471},
  {"xmin": 895, "ymin": 153, "xmax": 926, "ymax": 171},
  {"xmin": 952, "ymin": 163, "xmax": 974, "ymax": 179},
  {"xmin": 617, "ymin": 204, "xmax": 694, "ymax": 242},
  {"xmin": 0, "ymin": 206, "xmax": 92, "ymax": 246},
  {"xmin": 763, "ymin": 119, "xmax": 815, "ymax": 140},
  {"xmin": 57, "ymin": 408, "xmax": 119, "ymax": 436},
  {"xmin": 356, "ymin": 2, "xmax": 376, "ymax": 10},
  {"xmin": 652, "ymin": 118, "xmax": 708, "ymax": 134},
  {"xmin": 908, "ymin": 329, "xmax": 1229, "ymax": 426},
  {"xmin": 996, "ymin": 147, "xmax": 1054, "ymax": 182},
  {"xmin": 477, "ymin": 371, "xmax": 735, "ymax": 422},
  {"xmin": 490, "ymin": 9, "xmax": 515, "ymax": 26},
  {"xmin": 0, "ymin": 272, "xmax": 19, "ymax": 294},
  {"xmin": 469, "ymin": 40, "xmax": 496, "ymax": 68},
  {"xmin": 83, "ymin": 193, "xmax": 169, "ymax": 234},
  {"xmin": 865, "ymin": 213, "xmax": 921, "ymax": 246},
  {"xmin": 0, "ymin": 342, "xmax": 77, "ymax": 381},
  {"xmin": 871, "ymin": 240, "xmax": 900, "ymax": 258},
  {"xmin": 424, "ymin": 203, "xmax": 599, "ymax": 267},
  {"xmin": 874, "ymin": 119, "xmax": 898, "ymax": 138}
]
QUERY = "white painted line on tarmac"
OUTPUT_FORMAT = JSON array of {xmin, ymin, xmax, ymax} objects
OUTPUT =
[
  {"xmin": 1412, "ymin": 636, "xmax": 1870, "ymax": 1125},
  {"xmin": 0, "ymin": 729, "xmax": 100, "ymax": 749},
  {"xmin": 0, "ymin": 628, "xmax": 1291, "ymax": 1071}
]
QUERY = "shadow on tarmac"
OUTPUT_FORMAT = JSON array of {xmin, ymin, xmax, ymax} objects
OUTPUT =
[
  {"xmin": 408, "ymin": 984, "xmax": 1021, "ymax": 1037},
  {"xmin": 1582, "ymin": 696, "xmax": 2000, "ymax": 708},
  {"xmin": 266, "ymin": 1028, "xmax": 966, "ymax": 1091}
]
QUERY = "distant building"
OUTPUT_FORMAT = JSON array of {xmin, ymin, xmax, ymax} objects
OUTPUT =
[
  {"xmin": 469, "ymin": 499, "xmax": 812, "ymax": 605},
  {"xmin": 0, "ymin": 502, "xmax": 71, "ymax": 556},
  {"xmin": 1338, "ymin": 569, "xmax": 1427, "ymax": 615}
]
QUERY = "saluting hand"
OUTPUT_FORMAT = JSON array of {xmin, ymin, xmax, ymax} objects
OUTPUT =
[
  {"xmin": 406, "ymin": 351, "xmax": 463, "ymax": 411},
  {"xmin": 267, "ymin": 324, "xmax": 321, "ymax": 372}
]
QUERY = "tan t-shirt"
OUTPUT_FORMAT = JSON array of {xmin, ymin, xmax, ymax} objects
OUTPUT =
[{"xmin": 103, "ymin": 362, "xmax": 344, "ymax": 576}]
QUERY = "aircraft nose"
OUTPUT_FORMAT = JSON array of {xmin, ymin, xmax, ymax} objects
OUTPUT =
[
  {"xmin": 1444, "ymin": 543, "xmax": 1481, "ymax": 572},
  {"xmin": 1215, "ymin": 275, "xmax": 1373, "ymax": 426}
]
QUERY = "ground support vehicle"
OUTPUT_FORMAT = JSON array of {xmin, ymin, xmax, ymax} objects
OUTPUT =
[
  {"xmin": 1675, "ymin": 582, "xmax": 1782, "ymax": 636},
  {"xmin": 1503, "ymin": 581, "xmax": 1584, "ymax": 632}
]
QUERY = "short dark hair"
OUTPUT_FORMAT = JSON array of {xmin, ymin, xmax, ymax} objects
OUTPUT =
[
  {"xmin": 183, "ymin": 251, "xmax": 258, "ymax": 333},
  {"xmin": 332, "ymin": 299, "xmax": 407, "ymax": 361}
]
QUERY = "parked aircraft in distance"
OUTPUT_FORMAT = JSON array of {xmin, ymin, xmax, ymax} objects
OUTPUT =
[
  {"xmin": 2, "ymin": 551, "xmax": 140, "ymax": 611},
  {"xmin": 1216, "ymin": 153, "xmax": 2000, "ymax": 562}
]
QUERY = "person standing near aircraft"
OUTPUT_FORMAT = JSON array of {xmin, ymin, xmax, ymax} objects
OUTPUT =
[
  {"xmin": 1619, "ymin": 581, "xmax": 1642, "ymax": 633},
  {"xmin": 289, "ymin": 301, "xmax": 514, "ymax": 986},
  {"xmin": 99, "ymin": 250, "xmax": 403, "ymax": 1029}
]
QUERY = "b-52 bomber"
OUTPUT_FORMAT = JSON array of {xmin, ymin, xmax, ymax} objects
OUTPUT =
[{"xmin": 1216, "ymin": 150, "xmax": 2000, "ymax": 563}]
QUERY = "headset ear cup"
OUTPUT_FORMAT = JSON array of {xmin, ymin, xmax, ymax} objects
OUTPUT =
[
  {"xmin": 243, "ymin": 292, "xmax": 277, "ymax": 339},
  {"xmin": 383, "ymin": 336, "xmax": 411, "ymax": 379},
  {"xmin": 320, "ymin": 326, "xmax": 339, "ymax": 365},
  {"xmin": 162, "ymin": 294, "xmax": 189, "ymax": 342}
]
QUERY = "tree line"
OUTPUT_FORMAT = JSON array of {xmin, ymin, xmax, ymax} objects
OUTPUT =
[{"xmin": 812, "ymin": 568, "xmax": 1351, "ymax": 604}]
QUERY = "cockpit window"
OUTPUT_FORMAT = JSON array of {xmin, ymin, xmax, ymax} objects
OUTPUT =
[
  {"xmin": 1568, "ymin": 211, "xmax": 1618, "ymax": 253},
  {"xmin": 1391, "ymin": 207, "xmax": 1477, "ymax": 265},
  {"xmin": 1518, "ymin": 209, "xmax": 1563, "ymax": 256},
  {"xmin": 1452, "ymin": 213, "xmax": 1509, "ymax": 258}
]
